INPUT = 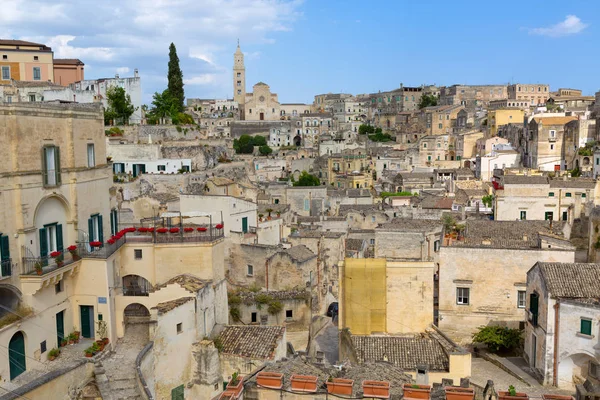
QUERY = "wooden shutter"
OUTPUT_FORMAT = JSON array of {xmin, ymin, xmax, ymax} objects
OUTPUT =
[
  {"xmin": 114, "ymin": 210, "xmax": 118, "ymax": 234},
  {"xmin": 97, "ymin": 215, "xmax": 104, "ymax": 244},
  {"xmin": 42, "ymin": 147, "xmax": 48, "ymax": 186},
  {"xmin": 55, "ymin": 147, "xmax": 62, "ymax": 185},
  {"xmin": 88, "ymin": 218, "xmax": 94, "ymax": 242},
  {"xmin": 110, "ymin": 211, "xmax": 114, "ymax": 236},
  {"xmin": 56, "ymin": 224, "xmax": 64, "ymax": 252},
  {"xmin": 0, "ymin": 235, "xmax": 9, "ymax": 260},
  {"xmin": 39, "ymin": 228, "xmax": 48, "ymax": 257}
]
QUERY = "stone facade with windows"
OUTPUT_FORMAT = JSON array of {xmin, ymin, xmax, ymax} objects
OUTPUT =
[{"xmin": 524, "ymin": 262, "xmax": 600, "ymax": 389}]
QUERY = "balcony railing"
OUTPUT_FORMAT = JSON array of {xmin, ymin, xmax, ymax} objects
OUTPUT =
[
  {"xmin": 124, "ymin": 224, "xmax": 225, "ymax": 244},
  {"xmin": 1, "ymin": 258, "xmax": 12, "ymax": 279},
  {"xmin": 529, "ymin": 311, "xmax": 538, "ymax": 327},
  {"xmin": 22, "ymin": 250, "xmax": 81, "ymax": 276}
]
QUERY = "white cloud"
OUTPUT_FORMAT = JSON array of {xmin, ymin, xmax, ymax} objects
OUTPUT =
[
  {"xmin": 3, "ymin": 0, "xmax": 304, "ymax": 102},
  {"xmin": 116, "ymin": 67, "xmax": 130, "ymax": 74},
  {"xmin": 529, "ymin": 15, "xmax": 589, "ymax": 37}
]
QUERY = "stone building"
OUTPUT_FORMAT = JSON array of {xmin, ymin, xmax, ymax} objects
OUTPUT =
[
  {"xmin": 0, "ymin": 39, "xmax": 54, "ymax": 83},
  {"xmin": 524, "ymin": 262, "xmax": 600, "ymax": 389},
  {"xmin": 439, "ymin": 84, "xmax": 507, "ymax": 109},
  {"xmin": 374, "ymin": 219, "xmax": 442, "ymax": 261},
  {"xmin": 438, "ymin": 220, "xmax": 575, "ymax": 343},
  {"xmin": 421, "ymin": 105, "xmax": 464, "ymax": 135},
  {"xmin": 528, "ymin": 116, "xmax": 578, "ymax": 171},
  {"xmin": 507, "ymin": 83, "xmax": 550, "ymax": 106}
]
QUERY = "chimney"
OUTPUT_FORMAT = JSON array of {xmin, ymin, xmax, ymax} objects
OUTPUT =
[
  {"xmin": 134, "ymin": 68, "xmax": 139, "ymax": 78},
  {"xmin": 115, "ymin": 73, "xmax": 119, "ymax": 79}
]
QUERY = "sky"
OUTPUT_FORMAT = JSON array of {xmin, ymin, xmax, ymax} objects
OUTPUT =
[{"xmin": 2, "ymin": 0, "xmax": 598, "ymax": 104}]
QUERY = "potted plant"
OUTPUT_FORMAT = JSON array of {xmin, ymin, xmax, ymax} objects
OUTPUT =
[
  {"xmin": 256, "ymin": 371, "xmax": 283, "ymax": 389},
  {"xmin": 258, "ymin": 213, "xmax": 264, "ymax": 222},
  {"xmin": 498, "ymin": 386, "xmax": 528, "ymax": 400},
  {"xmin": 85, "ymin": 347, "xmax": 94, "ymax": 358},
  {"xmin": 327, "ymin": 378, "xmax": 354, "ymax": 396},
  {"xmin": 365, "ymin": 381, "xmax": 391, "ymax": 399},
  {"xmin": 68, "ymin": 332, "xmax": 77, "ymax": 345},
  {"xmin": 96, "ymin": 320, "xmax": 108, "ymax": 346},
  {"xmin": 157, "ymin": 228, "xmax": 168, "ymax": 234},
  {"xmin": 68, "ymin": 245, "xmax": 80, "ymax": 260},
  {"xmin": 60, "ymin": 339, "xmax": 67, "ymax": 347},
  {"xmin": 197, "ymin": 227, "xmax": 208, "ymax": 232},
  {"xmin": 90, "ymin": 241, "xmax": 102, "ymax": 248},
  {"xmin": 184, "ymin": 227, "xmax": 194, "ymax": 233},
  {"xmin": 276, "ymin": 211, "xmax": 281, "ymax": 218},
  {"xmin": 226, "ymin": 372, "xmax": 243, "ymax": 396},
  {"xmin": 290, "ymin": 375, "xmax": 318, "ymax": 392},
  {"xmin": 34, "ymin": 262, "xmax": 43, "ymax": 275},
  {"xmin": 169, "ymin": 227, "xmax": 180, "ymax": 233},
  {"xmin": 47, "ymin": 348, "xmax": 60, "ymax": 361},
  {"xmin": 73, "ymin": 330, "xmax": 81, "ymax": 342},
  {"xmin": 445, "ymin": 386, "xmax": 475, "ymax": 400},
  {"xmin": 403, "ymin": 383, "xmax": 430, "ymax": 400},
  {"xmin": 215, "ymin": 223, "xmax": 224, "ymax": 229},
  {"xmin": 95, "ymin": 339, "xmax": 105, "ymax": 352},
  {"xmin": 266, "ymin": 208, "xmax": 274, "ymax": 220}
]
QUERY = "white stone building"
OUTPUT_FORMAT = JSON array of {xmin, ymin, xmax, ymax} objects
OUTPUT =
[{"xmin": 525, "ymin": 262, "xmax": 600, "ymax": 389}]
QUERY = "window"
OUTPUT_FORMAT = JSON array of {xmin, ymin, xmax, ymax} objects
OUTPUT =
[
  {"xmin": 6, "ymin": 95, "xmax": 11, "ymax": 103},
  {"xmin": 371, "ymin": 216, "xmax": 376, "ymax": 222},
  {"xmin": 134, "ymin": 249, "xmax": 143, "ymax": 260},
  {"xmin": 34, "ymin": 56, "xmax": 39, "ymax": 61},
  {"xmin": 370, "ymin": 238, "xmax": 375, "ymax": 245},
  {"xmin": 39, "ymin": 222, "xmax": 63, "ymax": 258},
  {"xmin": 582, "ymin": 193, "xmax": 587, "ymax": 198},
  {"xmin": 29, "ymin": 94, "xmax": 36, "ymax": 102},
  {"xmin": 176, "ymin": 323, "xmax": 182, "ymax": 334},
  {"xmin": 423, "ymin": 143, "xmax": 427, "ymax": 148},
  {"xmin": 110, "ymin": 209, "xmax": 118, "ymax": 236},
  {"xmin": 247, "ymin": 265, "xmax": 253, "ymax": 276},
  {"xmin": 549, "ymin": 130, "xmax": 556, "ymax": 138},
  {"xmin": 55, "ymin": 280, "xmax": 63, "ymax": 294},
  {"xmin": 456, "ymin": 288, "xmax": 470, "ymax": 305},
  {"xmin": 304, "ymin": 199, "xmax": 309, "ymax": 211},
  {"xmin": 1, "ymin": 66, "xmax": 9, "ymax": 80},
  {"xmin": 157, "ymin": 165, "xmax": 166, "ymax": 172},
  {"xmin": 564, "ymin": 192, "xmax": 572, "ymax": 198},
  {"xmin": 530, "ymin": 292, "xmax": 539, "ymax": 326},
  {"xmin": 1, "ymin": 55, "xmax": 6, "ymax": 60},
  {"xmin": 33, "ymin": 67, "xmax": 41, "ymax": 80},
  {"xmin": 40, "ymin": 340, "xmax": 47, "ymax": 354},
  {"xmin": 548, "ymin": 192, "xmax": 554, "ymax": 197},
  {"xmin": 438, "ymin": 123, "xmax": 442, "ymax": 129},
  {"xmin": 550, "ymin": 144, "xmax": 554, "ymax": 150},
  {"xmin": 545, "ymin": 211, "xmax": 553, "ymax": 221},
  {"xmin": 88, "ymin": 214, "xmax": 104, "ymax": 243},
  {"xmin": 517, "ymin": 291, "xmax": 526, "ymax": 308},
  {"xmin": 580, "ymin": 318, "xmax": 592, "ymax": 336},
  {"xmin": 42, "ymin": 145, "xmax": 61, "ymax": 187},
  {"xmin": 520, "ymin": 211, "xmax": 527, "ymax": 220},
  {"xmin": 251, "ymin": 312, "xmax": 257, "ymax": 323},
  {"xmin": 237, "ymin": 72, "xmax": 241, "ymax": 77},
  {"xmin": 286, "ymin": 310, "xmax": 293, "ymax": 320},
  {"xmin": 87, "ymin": 144, "xmax": 95, "ymax": 167}
]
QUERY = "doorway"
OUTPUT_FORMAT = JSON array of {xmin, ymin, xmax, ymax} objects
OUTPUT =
[
  {"xmin": 80, "ymin": 305, "xmax": 94, "ymax": 338},
  {"xmin": 531, "ymin": 334, "xmax": 537, "ymax": 368},
  {"xmin": 259, "ymin": 112, "xmax": 264, "ymax": 121},
  {"xmin": 132, "ymin": 164, "xmax": 146, "ymax": 178},
  {"xmin": 242, "ymin": 217, "xmax": 248, "ymax": 233},
  {"xmin": 56, "ymin": 310, "xmax": 65, "ymax": 347},
  {"xmin": 9, "ymin": 331, "xmax": 26, "ymax": 380}
]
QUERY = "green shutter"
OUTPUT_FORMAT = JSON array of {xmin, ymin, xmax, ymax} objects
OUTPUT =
[
  {"xmin": 110, "ymin": 211, "xmax": 115, "ymax": 236},
  {"xmin": 55, "ymin": 147, "xmax": 61, "ymax": 185},
  {"xmin": 114, "ymin": 210, "xmax": 118, "ymax": 234},
  {"xmin": 0, "ymin": 235, "xmax": 9, "ymax": 260},
  {"xmin": 581, "ymin": 319, "xmax": 592, "ymax": 336},
  {"xmin": 42, "ymin": 147, "xmax": 48, "ymax": 186},
  {"xmin": 97, "ymin": 215, "xmax": 104, "ymax": 244},
  {"xmin": 88, "ymin": 218, "xmax": 94, "ymax": 242},
  {"xmin": 171, "ymin": 385, "xmax": 184, "ymax": 400},
  {"xmin": 56, "ymin": 224, "xmax": 63, "ymax": 252},
  {"xmin": 39, "ymin": 228, "xmax": 48, "ymax": 258}
]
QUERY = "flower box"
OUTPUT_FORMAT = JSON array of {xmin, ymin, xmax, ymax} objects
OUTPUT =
[
  {"xmin": 197, "ymin": 227, "xmax": 208, "ymax": 232},
  {"xmin": 127, "ymin": 227, "xmax": 136, "ymax": 233},
  {"xmin": 170, "ymin": 227, "xmax": 180, "ymax": 233},
  {"xmin": 290, "ymin": 375, "xmax": 318, "ymax": 392},
  {"xmin": 50, "ymin": 251, "xmax": 62, "ymax": 258},
  {"xmin": 327, "ymin": 378, "xmax": 354, "ymax": 395},
  {"xmin": 256, "ymin": 372, "xmax": 283, "ymax": 389},
  {"xmin": 148, "ymin": 227, "xmax": 155, "ymax": 232},
  {"xmin": 445, "ymin": 387, "xmax": 474, "ymax": 400},
  {"xmin": 365, "ymin": 381, "xmax": 391, "ymax": 399},
  {"xmin": 90, "ymin": 241, "xmax": 102, "ymax": 247},
  {"xmin": 67, "ymin": 245, "xmax": 77, "ymax": 252},
  {"xmin": 184, "ymin": 227, "xmax": 194, "ymax": 233},
  {"xmin": 216, "ymin": 223, "xmax": 224, "ymax": 229},
  {"xmin": 541, "ymin": 396, "xmax": 574, "ymax": 400},
  {"xmin": 107, "ymin": 238, "xmax": 115, "ymax": 245},
  {"xmin": 138, "ymin": 227, "xmax": 148, "ymax": 233},
  {"xmin": 498, "ymin": 391, "xmax": 529, "ymax": 400},
  {"xmin": 226, "ymin": 376, "xmax": 244, "ymax": 396},
  {"xmin": 156, "ymin": 228, "xmax": 168, "ymax": 234},
  {"xmin": 403, "ymin": 384, "xmax": 430, "ymax": 400}
]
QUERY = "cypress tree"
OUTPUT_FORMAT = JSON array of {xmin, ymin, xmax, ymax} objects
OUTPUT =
[{"xmin": 167, "ymin": 43, "xmax": 184, "ymax": 112}]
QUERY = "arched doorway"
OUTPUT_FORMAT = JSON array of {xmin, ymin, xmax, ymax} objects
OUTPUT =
[
  {"xmin": 294, "ymin": 135, "xmax": 302, "ymax": 147},
  {"xmin": 122, "ymin": 275, "xmax": 152, "ymax": 296},
  {"xmin": 9, "ymin": 331, "xmax": 26, "ymax": 380},
  {"xmin": 558, "ymin": 352, "xmax": 598, "ymax": 389},
  {"xmin": 0, "ymin": 285, "xmax": 21, "ymax": 318},
  {"xmin": 123, "ymin": 303, "xmax": 151, "ymax": 341}
]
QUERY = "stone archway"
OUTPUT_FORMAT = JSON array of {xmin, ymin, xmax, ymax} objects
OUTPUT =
[
  {"xmin": 558, "ymin": 352, "xmax": 598, "ymax": 389},
  {"xmin": 0, "ymin": 284, "xmax": 22, "ymax": 318},
  {"xmin": 9, "ymin": 331, "xmax": 26, "ymax": 380}
]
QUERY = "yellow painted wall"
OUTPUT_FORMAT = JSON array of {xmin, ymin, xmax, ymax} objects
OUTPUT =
[
  {"xmin": 489, "ymin": 109, "xmax": 524, "ymax": 137},
  {"xmin": 341, "ymin": 258, "xmax": 386, "ymax": 334}
]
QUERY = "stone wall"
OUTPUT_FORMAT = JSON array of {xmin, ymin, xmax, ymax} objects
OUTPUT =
[{"xmin": 231, "ymin": 121, "xmax": 285, "ymax": 138}]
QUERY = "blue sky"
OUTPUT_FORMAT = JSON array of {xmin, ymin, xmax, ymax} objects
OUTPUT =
[{"xmin": 2, "ymin": 0, "xmax": 597, "ymax": 104}]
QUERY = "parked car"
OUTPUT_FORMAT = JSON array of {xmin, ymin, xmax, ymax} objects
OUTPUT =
[{"xmin": 326, "ymin": 302, "xmax": 338, "ymax": 319}]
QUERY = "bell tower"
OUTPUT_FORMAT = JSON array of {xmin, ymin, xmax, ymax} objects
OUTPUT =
[{"xmin": 233, "ymin": 41, "xmax": 246, "ymax": 119}]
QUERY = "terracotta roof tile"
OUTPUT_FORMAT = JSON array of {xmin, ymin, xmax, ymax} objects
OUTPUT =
[
  {"xmin": 152, "ymin": 297, "xmax": 194, "ymax": 314},
  {"xmin": 219, "ymin": 325, "xmax": 285, "ymax": 359},
  {"xmin": 536, "ymin": 262, "xmax": 600, "ymax": 299}
]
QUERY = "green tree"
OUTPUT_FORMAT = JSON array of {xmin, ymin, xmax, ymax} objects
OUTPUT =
[
  {"xmin": 358, "ymin": 124, "xmax": 375, "ymax": 135},
  {"xmin": 233, "ymin": 135, "xmax": 254, "ymax": 154},
  {"xmin": 293, "ymin": 171, "xmax": 320, "ymax": 187},
  {"xmin": 167, "ymin": 43, "xmax": 184, "ymax": 112},
  {"xmin": 418, "ymin": 94, "xmax": 438, "ymax": 109},
  {"xmin": 252, "ymin": 135, "xmax": 267, "ymax": 146},
  {"xmin": 482, "ymin": 195, "xmax": 494, "ymax": 208},
  {"xmin": 104, "ymin": 86, "xmax": 136, "ymax": 125},
  {"xmin": 259, "ymin": 145, "xmax": 273, "ymax": 156},
  {"xmin": 149, "ymin": 89, "xmax": 176, "ymax": 122},
  {"xmin": 472, "ymin": 326, "xmax": 522, "ymax": 353}
]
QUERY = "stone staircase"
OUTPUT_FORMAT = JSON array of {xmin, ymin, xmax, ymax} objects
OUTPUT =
[{"xmin": 96, "ymin": 324, "xmax": 149, "ymax": 400}]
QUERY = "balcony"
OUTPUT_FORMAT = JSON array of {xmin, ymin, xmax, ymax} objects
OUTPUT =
[
  {"xmin": 1, "ymin": 258, "xmax": 12, "ymax": 279},
  {"xmin": 528, "ymin": 310, "xmax": 538, "ymax": 327},
  {"xmin": 548, "ymin": 136, "xmax": 557, "ymax": 142},
  {"xmin": 125, "ymin": 224, "xmax": 225, "ymax": 244}
]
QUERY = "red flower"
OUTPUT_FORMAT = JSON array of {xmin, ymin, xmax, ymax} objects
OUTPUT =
[
  {"xmin": 148, "ymin": 227, "xmax": 155, "ymax": 232},
  {"xmin": 138, "ymin": 227, "xmax": 148, "ymax": 233},
  {"xmin": 215, "ymin": 224, "xmax": 224, "ymax": 229},
  {"xmin": 107, "ymin": 238, "xmax": 115, "ymax": 245},
  {"xmin": 50, "ymin": 251, "xmax": 62, "ymax": 258},
  {"xmin": 90, "ymin": 241, "xmax": 102, "ymax": 247},
  {"xmin": 127, "ymin": 227, "xmax": 136, "ymax": 233},
  {"xmin": 115, "ymin": 233, "xmax": 123, "ymax": 240},
  {"xmin": 184, "ymin": 227, "xmax": 194, "ymax": 233},
  {"xmin": 156, "ymin": 228, "xmax": 168, "ymax": 234},
  {"xmin": 197, "ymin": 227, "xmax": 207, "ymax": 232},
  {"xmin": 67, "ymin": 245, "xmax": 77, "ymax": 252},
  {"xmin": 169, "ymin": 227, "xmax": 180, "ymax": 233}
]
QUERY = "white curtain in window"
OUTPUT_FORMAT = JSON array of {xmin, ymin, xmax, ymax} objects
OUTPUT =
[
  {"xmin": 87, "ymin": 144, "xmax": 95, "ymax": 167},
  {"xmin": 46, "ymin": 147, "xmax": 56, "ymax": 186}
]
